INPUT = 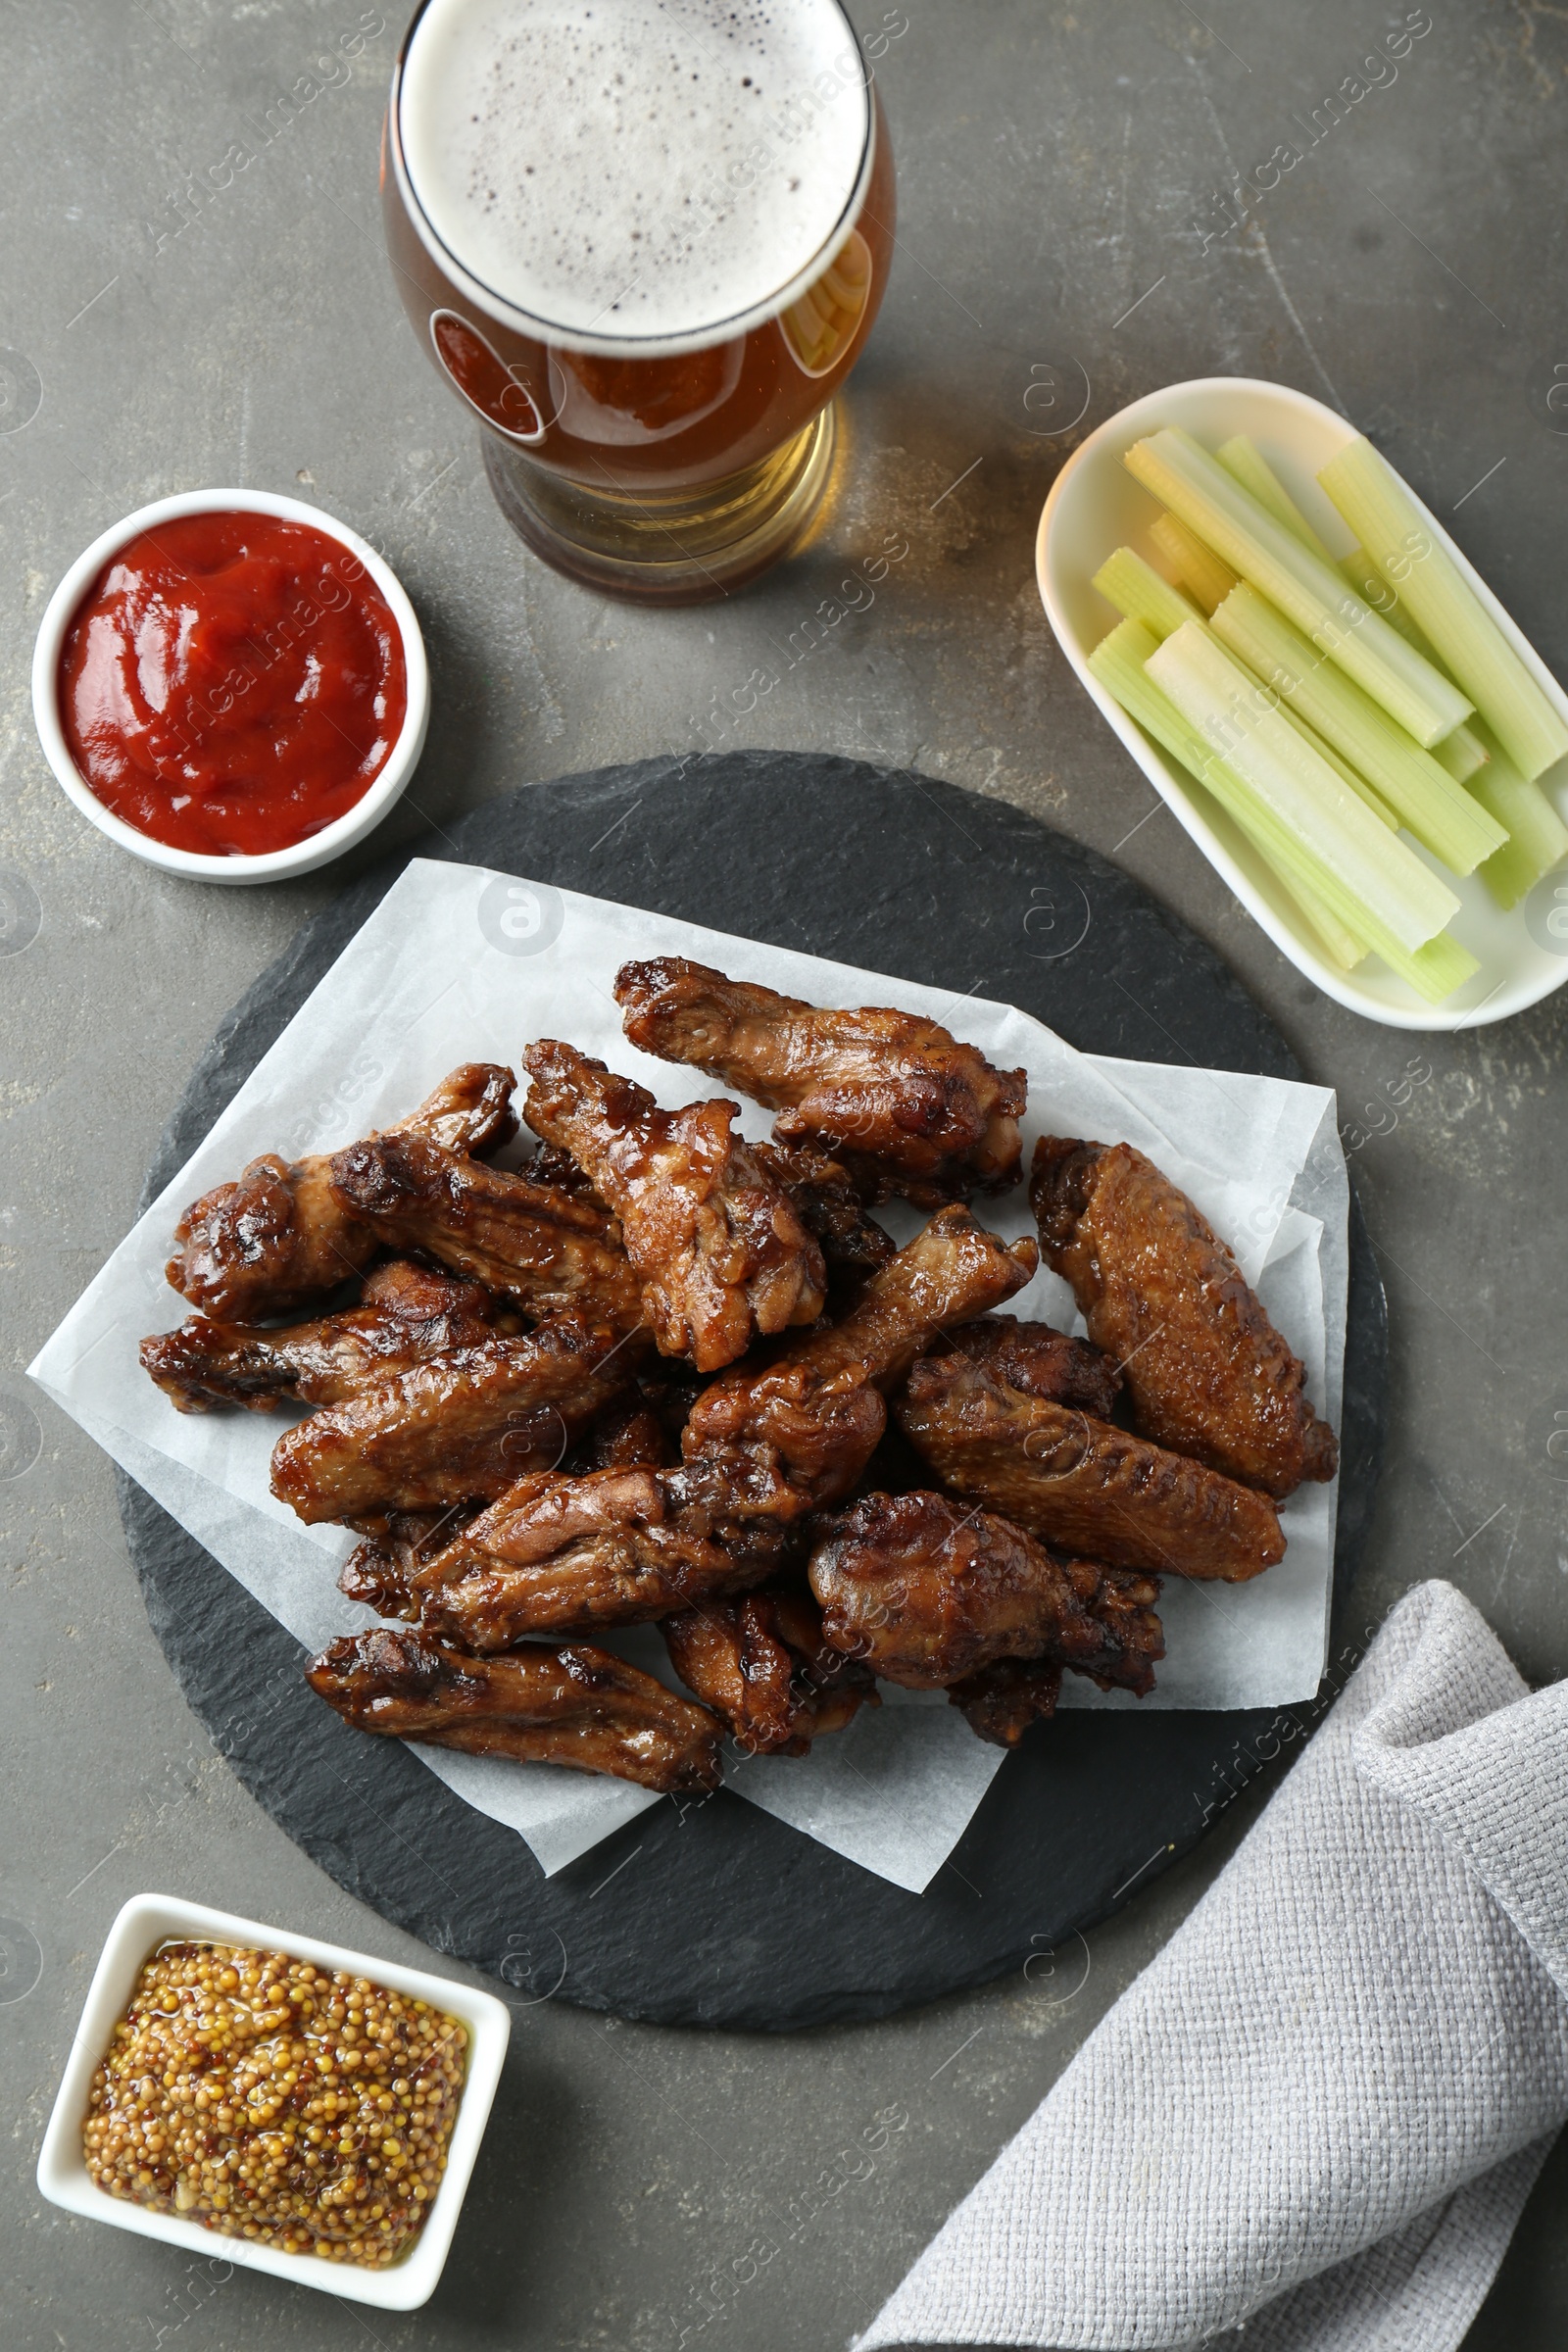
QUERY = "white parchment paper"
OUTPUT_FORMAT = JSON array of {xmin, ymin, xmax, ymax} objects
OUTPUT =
[{"xmin": 30, "ymin": 858, "xmax": 1345, "ymax": 1894}]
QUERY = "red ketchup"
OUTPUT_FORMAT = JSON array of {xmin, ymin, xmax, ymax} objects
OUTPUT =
[{"xmin": 58, "ymin": 511, "xmax": 408, "ymax": 858}]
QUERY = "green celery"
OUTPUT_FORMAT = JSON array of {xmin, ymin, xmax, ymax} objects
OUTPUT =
[
  {"xmin": 1216, "ymin": 436, "xmax": 1337, "ymax": 563},
  {"xmin": 1085, "ymin": 621, "xmax": 1361, "ymax": 965},
  {"xmin": 1125, "ymin": 428, "xmax": 1473, "ymax": 746},
  {"xmin": 1318, "ymin": 436, "xmax": 1568, "ymax": 780},
  {"xmin": 1226, "ymin": 825, "xmax": 1368, "ymax": 971},
  {"xmin": 1092, "ymin": 547, "xmax": 1201, "ymax": 640},
  {"xmin": 1209, "ymin": 582, "xmax": 1506, "ymax": 874},
  {"xmin": 1211, "ymin": 494, "xmax": 1490, "ymax": 792},
  {"xmin": 1146, "ymin": 621, "xmax": 1460, "ymax": 949},
  {"xmin": 1337, "ymin": 550, "xmax": 1491, "ymax": 779},
  {"xmin": 1465, "ymin": 724, "xmax": 1568, "ymax": 909},
  {"xmin": 1431, "ymin": 725, "xmax": 1491, "ymax": 784},
  {"xmin": 1148, "ymin": 511, "xmax": 1239, "ymax": 614},
  {"xmin": 1340, "ymin": 543, "xmax": 1433, "ymax": 650},
  {"xmin": 1286, "ymin": 708, "xmax": 1399, "ymax": 830},
  {"xmin": 1086, "ymin": 620, "xmax": 1478, "ymax": 1001}
]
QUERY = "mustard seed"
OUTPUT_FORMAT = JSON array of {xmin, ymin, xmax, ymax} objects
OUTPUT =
[{"xmin": 81, "ymin": 1941, "xmax": 466, "ymax": 2269}]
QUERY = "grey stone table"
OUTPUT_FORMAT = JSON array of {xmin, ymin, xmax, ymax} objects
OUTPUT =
[{"xmin": 3, "ymin": 3, "xmax": 1565, "ymax": 2345}]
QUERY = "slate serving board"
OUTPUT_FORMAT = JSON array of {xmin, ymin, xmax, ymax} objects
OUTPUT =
[{"xmin": 120, "ymin": 754, "xmax": 1386, "ymax": 2031}]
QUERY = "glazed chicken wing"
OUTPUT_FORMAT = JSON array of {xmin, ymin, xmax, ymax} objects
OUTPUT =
[
  {"xmin": 678, "ymin": 1201, "xmax": 1040, "ymax": 1519},
  {"xmin": 662, "ymin": 1581, "xmax": 876, "ymax": 1755},
  {"xmin": 1031, "ymin": 1137, "xmax": 1339, "ymax": 1500},
  {"xmin": 140, "ymin": 1259, "xmax": 516, "ymax": 1414},
  {"xmin": 522, "ymin": 1041, "xmax": 826, "ymax": 1371},
  {"xmin": 270, "ymin": 1314, "xmax": 639, "ymax": 1523},
  {"xmin": 808, "ymin": 1489, "xmax": 1164, "ymax": 1697},
  {"xmin": 326, "ymin": 1128, "xmax": 643, "ymax": 1333},
  {"xmin": 166, "ymin": 1064, "xmax": 517, "ymax": 1322},
  {"xmin": 338, "ymin": 1506, "xmax": 477, "ymax": 1617},
  {"xmin": 614, "ymin": 956, "xmax": 1027, "ymax": 1204},
  {"xmin": 945, "ymin": 1658, "xmax": 1065, "ymax": 1747},
  {"xmin": 897, "ymin": 1353, "xmax": 1284, "ymax": 1582},
  {"xmin": 306, "ymin": 1627, "xmax": 722, "ymax": 1793},
  {"xmin": 397, "ymin": 1467, "xmax": 783, "ymax": 1645},
  {"xmin": 937, "ymin": 1314, "xmax": 1123, "ymax": 1419},
  {"xmin": 750, "ymin": 1139, "xmax": 895, "ymax": 1292},
  {"xmin": 525, "ymin": 1139, "xmax": 606, "ymax": 1203}
]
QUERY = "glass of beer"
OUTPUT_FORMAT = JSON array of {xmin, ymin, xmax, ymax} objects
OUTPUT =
[{"xmin": 383, "ymin": 0, "xmax": 894, "ymax": 605}]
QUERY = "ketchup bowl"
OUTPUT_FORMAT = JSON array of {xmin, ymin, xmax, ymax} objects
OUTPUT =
[{"xmin": 32, "ymin": 489, "xmax": 429, "ymax": 885}]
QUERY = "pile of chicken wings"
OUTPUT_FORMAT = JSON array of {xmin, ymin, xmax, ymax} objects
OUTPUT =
[{"xmin": 141, "ymin": 957, "xmax": 1338, "ymax": 1799}]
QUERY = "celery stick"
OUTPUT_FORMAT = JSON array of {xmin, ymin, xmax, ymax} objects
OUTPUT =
[
  {"xmin": 1465, "ymin": 724, "xmax": 1568, "ymax": 908},
  {"xmin": 1339, "ymin": 543, "xmax": 1431, "ymax": 647},
  {"xmin": 1086, "ymin": 621, "xmax": 1361, "ymax": 962},
  {"xmin": 1339, "ymin": 547, "xmax": 1493, "ymax": 781},
  {"xmin": 1318, "ymin": 436, "xmax": 1568, "ymax": 780},
  {"xmin": 1198, "ymin": 792, "xmax": 1367, "ymax": 969},
  {"xmin": 1480, "ymin": 837, "xmax": 1552, "ymax": 913},
  {"xmin": 1230, "ymin": 829, "xmax": 1367, "ymax": 970},
  {"xmin": 1216, "ymin": 436, "xmax": 1337, "ymax": 564},
  {"xmin": 1391, "ymin": 928, "xmax": 1484, "ymax": 1002},
  {"xmin": 1431, "ymin": 725, "xmax": 1490, "ymax": 783},
  {"xmin": 1267, "ymin": 868, "xmax": 1366, "ymax": 970},
  {"xmin": 1146, "ymin": 622, "xmax": 1461, "ymax": 948},
  {"xmin": 1209, "ymin": 583, "xmax": 1506, "ymax": 873},
  {"xmin": 1125, "ymin": 428, "xmax": 1473, "ymax": 746},
  {"xmin": 1148, "ymin": 511, "xmax": 1239, "ymax": 614},
  {"xmin": 1093, "ymin": 547, "xmax": 1201, "ymax": 640},
  {"xmin": 1086, "ymin": 621, "xmax": 1478, "ymax": 1001},
  {"xmin": 1287, "ymin": 709, "xmax": 1399, "ymax": 830}
]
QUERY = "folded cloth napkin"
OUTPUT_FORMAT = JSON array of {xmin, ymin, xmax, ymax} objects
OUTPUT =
[{"xmin": 858, "ymin": 1581, "xmax": 1568, "ymax": 2352}]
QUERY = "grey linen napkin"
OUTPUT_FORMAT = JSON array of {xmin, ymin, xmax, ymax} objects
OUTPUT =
[{"xmin": 858, "ymin": 1581, "xmax": 1568, "ymax": 2352}]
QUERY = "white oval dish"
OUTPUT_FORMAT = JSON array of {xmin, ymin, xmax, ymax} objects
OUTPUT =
[
  {"xmin": 35, "ymin": 1891, "xmax": 510, "ymax": 2311},
  {"xmin": 32, "ymin": 490, "xmax": 429, "ymax": 885},
  {"xmin": 1036, "ymin": 375, "xmax": 1568, "ymax": 1031}
]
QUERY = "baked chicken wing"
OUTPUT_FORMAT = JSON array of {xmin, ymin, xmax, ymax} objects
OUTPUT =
[
  {"xmin": 897, "ymin": 1353, "xmax": 1284, "ymax": 1582},
  {"xmin": 140, "ymin": 1259, "xmax": 516, "ymax": 1414},
  {"xmin": 536, "ymin": 1128, "xmax": 895, "ymax": 1301},
  {"xmin": 1031, "ymin": 1137, "xmax": 1339, "ymax": 1500},
  {"xmin": 937, "ymin": 1314, "xmax": 1123, "ymax": 1418},
  {"xmin": 522, "ymin": 1042, "xmax": 827, "ymax": 1371},
  {"xmin": 166, "ymin": 1063, "xmax": 516, "ymax": 1322},
  {"xmin": 614, "ymin": 956, "xmax": 1027, "ymax": 1204},
  {"xmin": 678, "ymin": 1201, "xmax": 1040, "ymax": 1520},
  {"xmin": 338, "ymin": 1507, "xmax": 477, "ymax": 1616},
  {"xmin": 306, "ymin": 1627, "xmax": 722, "ymax": 1792},
  {"xmin": 269, "ymin": 1314, "xmax": 638, "ymax": 1522},
  {"xmin": 945, "ymin": 1658, "xmax": 1064, "ymax": 1748},
  {"xmin": 662, "ymin": 1581, "xmax": 875, "ymax": 1755},
  {"xmin": 808, "ymin": 1489, "xmax": 1164, "ymax": 1697},
  {"xmin": 750, "ymin": 1138, "xmax": 895, "ymax": 1284},
  {"xmin": 327, "ymin": 1128, "xmax": 644, "ymax": 1334},
  {"xmin": 393, "ymin": 1466, "xmax": 780, "ymax": 1646}
]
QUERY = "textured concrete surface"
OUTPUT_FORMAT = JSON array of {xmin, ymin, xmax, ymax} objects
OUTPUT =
[{"xmin": 3, "ymin": 2, "xmax": 1566, "ymax": 2345}]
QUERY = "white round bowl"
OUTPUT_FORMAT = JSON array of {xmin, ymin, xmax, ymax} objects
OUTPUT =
[
  {"xmin": 31, "ymin": 489, "xmax": 430, "ymax": 885},
  {"xmin": 1037, "ymin": 375, "xmax": 1568, "ymax": 1032}
]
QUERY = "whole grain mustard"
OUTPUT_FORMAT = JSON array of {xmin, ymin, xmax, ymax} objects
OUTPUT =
[{"xmin": 81, "ymin": 1940, "xmax": 467, "ymax": 2266}]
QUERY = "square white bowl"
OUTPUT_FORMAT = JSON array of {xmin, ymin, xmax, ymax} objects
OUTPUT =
[
  {"xmin": 1036, "ymin": 374, "xmax": 1568, "ymax": 1031},
  {"xmin": 36, "ymin": 1891, "xmax": 511, "ymax": 2311}
]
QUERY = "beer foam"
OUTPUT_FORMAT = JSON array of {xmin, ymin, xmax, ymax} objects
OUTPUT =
[{"xmin": 399, "ymin": 0, "xmax": 871, "ymax": 341}]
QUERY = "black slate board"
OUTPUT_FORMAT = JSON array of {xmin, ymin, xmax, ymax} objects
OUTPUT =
[{"xmin": 121, "ymin": 754, "xmax": 1385, "ymax": 2031}]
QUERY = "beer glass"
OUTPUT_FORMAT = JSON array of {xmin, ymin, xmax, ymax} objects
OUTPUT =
[{"xmin": 383, "ymin": 0, "xmax": 894, "ymax": 604}]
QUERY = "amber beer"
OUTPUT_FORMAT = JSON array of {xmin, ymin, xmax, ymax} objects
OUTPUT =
[{"xmin": 384, "ymin": 0, "xmax": 893, "ymax": 602}]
